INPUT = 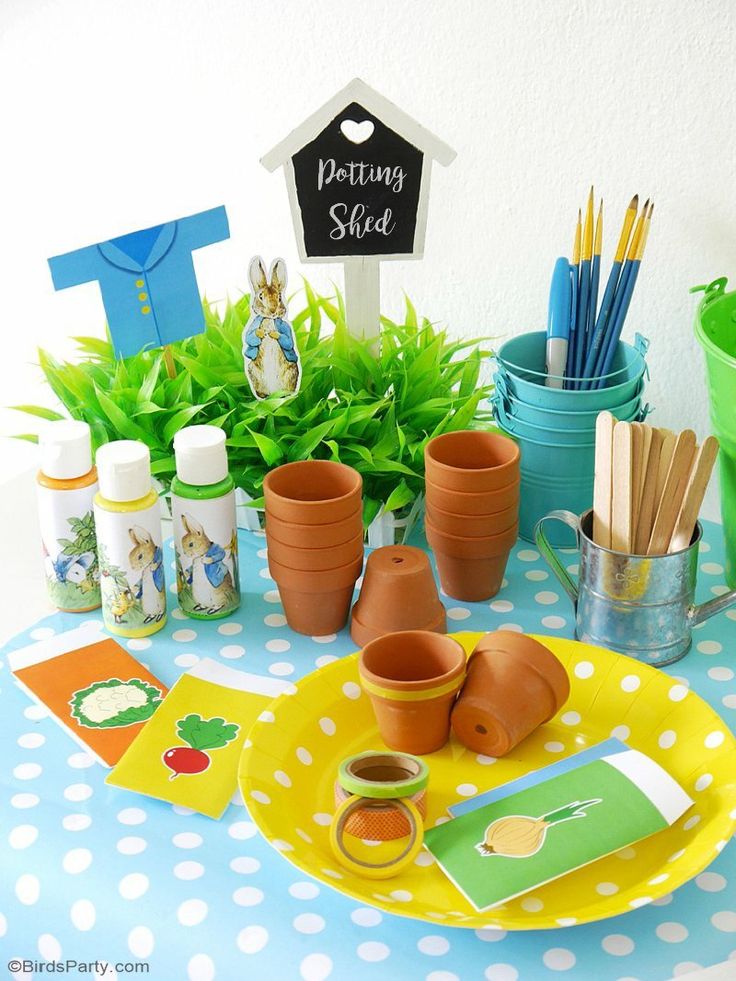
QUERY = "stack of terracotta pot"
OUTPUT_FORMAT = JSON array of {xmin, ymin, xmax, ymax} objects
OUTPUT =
[
  {"xmin": 264, "ymin": 460, "xmax": 364, "ymax": 635},
  {"xmin": 424, "ymin": 430, "xmax": 520, "ymax": 601}
]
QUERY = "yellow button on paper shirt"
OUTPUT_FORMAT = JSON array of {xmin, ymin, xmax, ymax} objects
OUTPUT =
[
  {"xmin": 135, "ymin": 279, "xmax": 144, "ymax": 288},
  {"xmin": 141, "ymin": 305, "xmax": 151, "ymax": 315},
  {"xmin": 138, "ymin": 292, "xmax": 148, "ymax": 301}
]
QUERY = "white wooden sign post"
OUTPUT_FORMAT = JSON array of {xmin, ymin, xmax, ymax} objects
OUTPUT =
[{"xmin": 261, "ymin": 78, "xmax": 455, "ymax": 339}]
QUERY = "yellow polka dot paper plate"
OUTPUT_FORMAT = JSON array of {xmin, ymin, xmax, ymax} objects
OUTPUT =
[{"xmin": 238, "ymin": 633, "xmax": 736, "ymax": 930}]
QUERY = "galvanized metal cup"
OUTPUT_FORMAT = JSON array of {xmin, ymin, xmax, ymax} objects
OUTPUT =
[{"xmin": 534, "ymin": 508, "xmax": 736, "ymax": 667}]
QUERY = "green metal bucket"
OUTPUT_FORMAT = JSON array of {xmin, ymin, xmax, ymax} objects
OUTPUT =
[{"xmin": 694, "ymin": 277, "xmax": 736, "ymax": 587}]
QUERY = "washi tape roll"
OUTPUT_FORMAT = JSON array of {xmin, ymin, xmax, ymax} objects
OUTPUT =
[
  {"xmin": 329, "ymin": 795, "xmax": 424, "ymax": 879},
  {"xmin": 337, "ymin": 751, "xmax": 429, "ymax": 799},
  {"xmin": 334, "ymin": 782, "xmax": 427, "ymax": 840}
]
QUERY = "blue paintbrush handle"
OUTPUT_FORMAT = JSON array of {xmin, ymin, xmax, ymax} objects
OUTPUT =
[
  {"xmin": 585, "ymin": 254, "xmax": 601, "ymax": 363},
  {"xmin": 572, "ymin": 259, "xmax": 591, "ymax": 386},
  {"xmin": 593, "ymin": 260, "xmax": 642, "ymax": 388},
  {"xmin": 580, "ymin": 259, "xmax": 622, "ymax": 388},
  {"xmin": 565, "ymin": 263, "xmax": 579, "ymax": 384}
]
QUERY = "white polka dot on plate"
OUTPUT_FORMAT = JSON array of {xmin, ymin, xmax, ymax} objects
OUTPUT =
[
  {"xmin": 178, "ymin": 899, "xmax": 208, "ymax": 926},
  {"xmin": 683, "ymin": 815, "xmax": 701, "ymax": 830},
  {"xmin": 342, "ymin": 681, "xmax": 361, "ymax": 700},
  {"xmin": 172, "ymin": 629, "xmax": 197, "ymax": 643},
  {"xmin": 299, "ymin": 953, "xmax": 333, "ymax": 981},
  {"xmin": 297, "ymin": 747, "xmax": 313, "ymax": 765},
  {"xmin": 697, "ymin": 640, "xmax": 722, "ymax": 655},
  {"xmin": 656, "ymin": 922, "xmax": 688, "ymax": 943},
  {"xmin": 417, "ymin": 935, "xmax": 450, "ymax": 956},
  {"xmin": 128, "ymin": 925, "xmax": 154, "ymax": 958},
  {"xmin": 705, "ymin": 730, "xmax": 725, "ymax": 749},
  {"xmin": 520, "ymin": 897, "xmax": 543, "ymax": 912},
  {"xmin": 658, "ymin": 730, "xmax": 677, "ymax": 749},
  {"xmin": 596, "ymin": 881, "xmax": 619, "ymax": 896},
  {"xmin": 668, "ymin": 684, "xmax": 689, "ymax": 702},
  {"xmin": 312, "ymin": 813, "xmax": 332, "ymax": 826},
  {"xmin": 220, "ymin": 644, "xmax": 245, "ymax": 660},
  {"xmin": 542, "ymin": 948, "xmax": 576, "ymax": 971},
  {"xmin": 574, "ymin": 661, "xmax": 594, "ymax": 679},
  {"xmin": 357, "ymin": 941, "xmax": 390, "ymax": 962},
  {"xmin": 218, "ymin": 621, "xmax": 243, "ymax": 635},
  {"xmin": 601, "ymin": 933, "xmax": 634, "ymax": 955},
  {"xmin": 319, "ymin": 717, "xmax": 336, "ymax": 736},
  {"xmin": 560, "ymin": 711, "xmax": 580, "ymax": 726},
  {"xmin": 620, "ymin": 674, "xmax": 641, "ymax": 692},
  {"xmin": 544, "ymin": 742, "xmax": 565, "ymax": 753},
  {"xmin": 610, "ymin": 725, "xmax": 630, "ymax": 740},
  {"xmin": 535, "ymin": 591, "xmax": 559, "ymax": 605},
  {"xmin": 456, "ymin": 783, "xmax": 477, "ymax": 797},
  {"xmin": 694, "ymin": 773, "xmax": 713, "ymax": 791},
  {"xmin": 251, "ymin": 790, "xmax": 270, "ymax": 805}
]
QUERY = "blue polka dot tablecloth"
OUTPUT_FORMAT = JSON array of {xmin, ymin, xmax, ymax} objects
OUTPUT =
[{"xmin": 2, "ymin": 523, "xmax": 736, "ymax": 981}]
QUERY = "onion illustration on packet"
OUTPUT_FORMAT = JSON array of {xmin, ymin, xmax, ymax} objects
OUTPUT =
[
  {"xmin": 162, "ymin": 714, "xmax": 240, "ymax": 780},
  {"xmin": 476, "ymin": 799, "xmax": 602, "ymax": 858}
]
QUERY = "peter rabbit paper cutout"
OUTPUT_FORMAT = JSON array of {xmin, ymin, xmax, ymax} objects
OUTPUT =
[
  {"xmin": 48, "ymin": 206, "xmax": 230, "ymax": 360},
  {"xmin": 176, "ymin": 511, "xmax": 239, "ymax": 618},
  {"xmin": 242, "ymin": 256, "xmax": 302, "ymax": 399}
]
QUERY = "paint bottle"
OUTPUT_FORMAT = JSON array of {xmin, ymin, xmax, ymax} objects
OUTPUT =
[
  {"xmin": 171, "ymin": 425, "xmax": 241, "ymax": 620},
  {"xmin": 94, "ymin": 440, "xmax": 166, "ymax": 638},
  {"xmin": 37, "ymin": 420, "xmax": 101, "ymax": 612}
]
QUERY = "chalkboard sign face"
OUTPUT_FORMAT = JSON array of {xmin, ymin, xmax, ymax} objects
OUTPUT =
[{"xmin": 292, "ymin": 102, "xmax": 423, "ymax": 259}]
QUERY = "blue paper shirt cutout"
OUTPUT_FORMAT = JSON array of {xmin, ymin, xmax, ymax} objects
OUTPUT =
[{"xmin": 48, "ymin": 207, "xmax": 230, "ymax": 359}]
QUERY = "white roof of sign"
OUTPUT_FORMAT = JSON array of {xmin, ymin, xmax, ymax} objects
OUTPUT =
[{"xmin": 261, "ymin": 77, "xmax": 456, "ymax": 172}]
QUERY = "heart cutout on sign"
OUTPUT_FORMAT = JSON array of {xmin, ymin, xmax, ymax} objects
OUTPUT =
[{"xmin": 340, "ymin": 119, "xmax": 375, "ymax": 144}]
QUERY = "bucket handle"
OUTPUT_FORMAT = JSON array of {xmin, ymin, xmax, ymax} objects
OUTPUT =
[
  {"xmin": 534, "ymin": 510, "xmax": 581, "ymax": 608},
  {"xmin": 690, "ymin": 278, "xmax": 728, "ymax": 308},
  {"xmin": 688, "ymin": 588, "xmax": 736, "ymax": 628},
  {"xmin": 491, "ymin": 395, "xmax": 518, "ymax": 433}
]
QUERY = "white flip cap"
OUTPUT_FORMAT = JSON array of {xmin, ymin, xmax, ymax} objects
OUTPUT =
[
  {"xmin": 96, "ymin": 440, "xmax": 152, "ymax": 502},
  {"xmin": 174, "ymin": 425, "xmax": 228, "ymax": 485},
  {"xmin": 39, "ymin": 419, "xmax": 93, "ymax": 480}
]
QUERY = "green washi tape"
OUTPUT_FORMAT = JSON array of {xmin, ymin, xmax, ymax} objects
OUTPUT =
[{"xmin": 337, "ymin": 751, "xmax": 429, "ymax": 800}]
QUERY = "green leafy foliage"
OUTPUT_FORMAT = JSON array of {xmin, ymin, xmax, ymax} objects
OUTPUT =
[
  {"xmin": 176, "ymin": 714, "xmax": 240, "ymax": 751},
  {"xmin": 69, "ymin": 678, "xmax": 163, "ymax": 729},
  {"xmin": 17, "ymin": 287, "xmax": 493, "ymax": 520}
]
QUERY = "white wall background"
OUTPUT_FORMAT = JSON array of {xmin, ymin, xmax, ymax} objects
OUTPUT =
[{"xmin": 2, "ymin": 0, "xmax": 735, "ymax": 514}]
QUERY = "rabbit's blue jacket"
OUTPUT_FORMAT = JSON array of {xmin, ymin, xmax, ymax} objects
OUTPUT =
[
  {"xmin": 186, "ymin": 543, "xmax": 229, "ymax": 588},
  {"xmin": 134, "ymin": 546, "xmax": 165, "ymax": 599},
  {"xmin": 48, "ymin": 207, "xmax": 230, "ymax": 360},
  {"xmin": 244, "ymin": 316, "xmax": 299, "ymax": 363}
]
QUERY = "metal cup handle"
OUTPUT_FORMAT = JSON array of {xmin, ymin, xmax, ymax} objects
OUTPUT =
[
  {"xmin": 534, "ymin": 510, "xmax": 582, "ymax": 608},
  {"xmin": 688, "ymin": 588, "xmax": 736, "ymax": 628}
]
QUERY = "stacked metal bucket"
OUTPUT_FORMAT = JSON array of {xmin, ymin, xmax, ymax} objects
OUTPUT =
[{"xmin": 491, "ymin": 331, "xmax": 651, "ymax": 545}]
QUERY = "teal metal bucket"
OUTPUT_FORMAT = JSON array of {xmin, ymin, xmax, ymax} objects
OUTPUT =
[
  {"xmin": 494, "ymin": 375, "xmax": 646, "ymax": 430},
  {"xmin": 493, "ymin": 332, "xmax": 648, "ymax": 409},
  {"xmin": 492, "ymin": 394, "xmax": 650, "ymax": 444}
]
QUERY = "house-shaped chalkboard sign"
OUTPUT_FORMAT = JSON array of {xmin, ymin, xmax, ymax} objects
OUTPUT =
[{"xmin": 262, "ymin": 78, "xmax": 456, "ymax": 263}]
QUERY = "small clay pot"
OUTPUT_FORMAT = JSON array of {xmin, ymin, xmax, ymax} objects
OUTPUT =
[
  {"xmin": 425, "ymin": 520, "xmax": 518, "ymax": 601},
  {"xmin": 425, "ymin": 477, "xmax": 520, "ymax": 516},
  {"xmin": 425, "ymin": 430, "xmax": 520, "ymax": 493},
  {"xmin": 266, "ymin": 531, "xmax": 364, "ymax": 572},
  {"xmin": 264, "ymin": 460, "xmax": 362, "ymax": 524},
  {"xmin": 425, "ymin": 500, "xmax": 519, "ymax": 539},
  {"xmin": 451, "ymin": 631, "xmax": 570, "ymax": 756},
  {"xmin": 359, "ymin": 631, "xmax": 466, "ymax": 754},
  {"xmin": 351, "ymin": 545, "xmax": 446, "ymax": 646},
  {"xmin": 265, "ymin": 509, "xmax": 363, "ymax": 549},
  {"xmin": 269, "ymin": 554, "xmax": 363, "ymax": 635}
]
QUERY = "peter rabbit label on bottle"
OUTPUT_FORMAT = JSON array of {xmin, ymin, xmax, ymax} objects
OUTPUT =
[
  {"xmin": 94, "ymin": 500, "xmax": 166, "ymax": 636},
  {"xmin": 37, "ymin": 483, "xmax": 101, "ymax": 611},
  {"xmin": 171, "ymin": 492, "xmax": 240, "ymax": 619}
]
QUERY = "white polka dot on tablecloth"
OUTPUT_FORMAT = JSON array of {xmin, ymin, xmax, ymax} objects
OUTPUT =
[
  {"xmin": 417, "ymin": 935, "xmax": 450, "ymax": 956},
  {"xmin": 127, "ymin": 637, "xmax": 152, "ymax": 651},
  {"xmin": 299, "ymin": 952, "xmax": 333, "ymax": 981},
  {"xmin": 357, "ymin": 941, "xmax": 390, "ymax": 962},
  {"xmin": 315, "ymin": 655, "xmax": 338, "ymax": 667},
  {"xmin": 175, "ymin": 653, "xmax": 200, "ymax": 668},
  {"xmin": 170, "ymin": 607, "xmax": 187, "ymax": 619},
  {"xmin": 711, "ymin": 910, "xmax": 736, "ymax": 932},
  {"xmin": 351, "ymin": 907, "xmax": 382, "ymax": 926},
  {"xmin": 173, "ymin": 831, "xmax": 202, "ymax": 848},
  {"xmin": 9, "ymin": 824, "xmax": 38, "ymax": 849},
  {"xmin": 525, "ymin": 569, "xmax": 548, "ymax": 581},
  {"xmin": 426, "ymin": 972, "xmax": 459, "ymax": 981},
  {"xmin": 14, "ymin": 762, "xmax": 42, "ymax": 780},
  {"xmin": 697, "ymin": 640, "xmax": 722, "ymax": 655},
  {"xmin": 484, "ymin": 965, "xmax": 518, "ymax": 981},
  {"xmin": 574, "ymin": 661, "xmax": 594, "ymax": 679},
  {"xmin": 233, "ymin": 886, "xmax": 264, "ymax": 907},
  {"xmin": 709, "ymin": 666, "xmax": 735, "ymax": 681},
  {"xmin": 490, "ymin": 599, "xmax": 514, "ymax": 613},
  {"xmin": 534, "ymin": 591, "xmax": 559, "ymax": 605},
  {"xmin": 696, "ymin": 872, "xmax": 727, "ymax": 892},
  {"xmin": 288, "ymin": 881, "xmax": 319, "ymax": 900},
  {"xmin": 229, "ymin": 856, "xmax": 260, "ymax": 875},
  {"xmin": 17, "ymin": 732, "xmax": 45, "ymax": 749},
  {"xmin": 30, "ymin": 626, "xmax": 55, "ymax": 640},
  {"xmin": 174, "ymin": 861, "xmax": 204, "ymax": 880},
  {"xmin": 11, "ymin": 793, "xmax": 39, "ymax": 809},
  {"xmin": 220, "ymin": 644, "xmax": 245, "ymax": 660},
  {"xmin": 541, "ymin": 615, "xmax": 566, "ymax": 629},
  {"xmin": 542, "ymin": 948, "xmax": 576, "ymax": 971},
  {"xmin": 178, "ymin": 899, "xmax": 208, "ymax": 926},
  {"xmin": 269, "ymin": 661, "xmax": 295, "ymax": 676},
  {"xmin": 498, "ymin": 622, "xmax": 523, "ymax": 633},
  {"xmin": 15, "ymin": 873, "xmax": 40, "ymax": 905},
  {"xmin": 128, "ymin": 925, "xmax": 154, "ymax": 957},
  {"xmin": 188, "ymin": 954, "xmax": 216, "ymax": 981},
  {"xmin": 67, "ymin": 751, "xmax": 95, "ymax": 769},
  {"xmin": 672, "ymin": 964, "xmax": 702, "ymax": 978},
  {"xmin": 119, "ymin": 873, "xmax": 149, "ymax": 900},
  {"xmin": 264, "ymin": 613, "xmax": 288, "ymax": 627},
  {"xmin": 70, "ymin": 898, "xmax": 95, "ymax": 931},
  {"xmin": 701, "ymin": 562, "xmax": 724, "ymax": 574},
  {"xmin": 266, "ymin": 638, "xmax": 291, "ymax": 653},
  {"xmin": 443, "ymin": 606, "xmax": 469, "ymax": 621},
  {"xmin": 517, "ymin": 549, "xmax": 539, "ymax": 562},
  {"xmin": 259, "ymin": 567, "xmax": 274, "ymax": 580},
  {"xmin": 218, "ymin": 621, "xmax": 243, "ymax": 635},
  {"xmin": 24, "ymin": 704, "xmax": 49, "ymax": 720},
  {"xmin": 117, "ymin": 836, "xmax": 147, "ymax": 855},
  {"xmin": 723, "ymin": 694, "xmax": 736, "ymax": 709},
  {"xmin": 601, "ymin": 934, "xmax": 634, "ymax": 955},
  {"xmin": 38, "ymin": 933, "xmax": 62, "ymax": 960},
  {"xmin": 293, "ymin": 912, "xmax": 325, "ymax": 934},
  {"xmin": 172, "ymin": 629, "xmax": 197, "ymax": 643},
  {"xmin": 656, "ymin": 922, "xmax": 688, "ymax": 943},
  {"xmin": 474, "ymin": 927, "xmax": 507, "ymax": 942},
  {"xmin": 63, "ymin": 847, "xmax": 92, "ymax": 874},
  {"xmin": 117, "ymin": 807, "xmax": 146, "ymax": 825}
]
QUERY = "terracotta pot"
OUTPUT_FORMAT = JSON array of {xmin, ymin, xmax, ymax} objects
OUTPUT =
[
  {"xmin": 425, "ymin": 477, "xmax": 520, "ymax": 516},
  {"xmin": 351, "ymin": 545, "xmax": 446, "ymax": 647},
  {"xmin": 426, "ymin": 520, "xmax": 518, "ymax": 602},
  {"xmin": 451, "ymin": 631, "xmax": 570, "ymax": 756},
  {"xmin": 265, "ymin": 509, "xmax": 363, "ymax": 549},
  {"xmin": 425, "ymin": 430, "xmax": 520, "ymax": 493},
  {"xmin": 268, "ymin": 554, "xmax": 363, "ymax": 635},
  {"xmin": 266, "ymin": 530, "xmax": 364, "ymax": 572},
  {"xmin": 264, "ymin": 460, "xmax": 362, "ymax": 524},
  {"xmin": 425, "ymin": 500, "xmax": 519, "ymax": 539},
  {"xmin": 359, "ymin": 631, "xmax": 466, "ymax": 754}
]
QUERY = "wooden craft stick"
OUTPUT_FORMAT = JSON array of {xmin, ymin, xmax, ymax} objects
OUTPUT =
[
  {"xmin": 634, "ymin": 426, "xmax": 662, "ymax": 554},
  {"xmin": 631, "ymin": 422, "xmax": 643, "ymax": 532},
  {"xmin": 654, "ymin": 429, "xmax": 676, "ymax": 510},
  {"xmin": 637, "ymin": 425, "xmax": 652, "ymax": 516},
  {"xmin": 611, "ymin": 421, "xmax": 634, "ymax": 553},
  {"xmin": 647, "ymin": 430, "xmax": 697, "ymax": 555},
  {"xmin": 593, "ymin": 411, "xmax": 615, "ymax": 548},
  {"xmin": 668, "ymin": 436, "xmax": 719, "ymax": 552}
]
